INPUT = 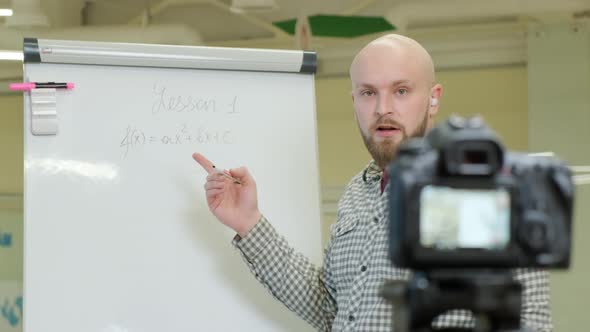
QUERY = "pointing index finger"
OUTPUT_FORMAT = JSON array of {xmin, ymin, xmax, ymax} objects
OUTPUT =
[{"xmin": 192, "ymin": 153, "xmax": 215, "ymax": 174}]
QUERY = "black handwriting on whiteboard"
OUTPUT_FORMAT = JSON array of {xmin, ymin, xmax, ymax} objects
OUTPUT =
[
  {"xmin": 151, "ymin": 84, "xmax": 239, "ymax": 115},
  {"xmin": 119, "ymin": 124, "xmax": 235, "ymax": 158},
  {"xmin": 120, "ymin": 126, "xmax": 146, "ymax": 158}
]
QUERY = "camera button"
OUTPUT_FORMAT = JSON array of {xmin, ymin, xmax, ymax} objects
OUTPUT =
[{"xmin": 360, "ymin": 265, "xmax": 367, "ymax": 272}]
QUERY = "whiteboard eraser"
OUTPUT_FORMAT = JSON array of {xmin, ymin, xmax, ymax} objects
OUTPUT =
[{"xmin": 30, "ymin": 88, "xmax": 58, "ymax": 135}]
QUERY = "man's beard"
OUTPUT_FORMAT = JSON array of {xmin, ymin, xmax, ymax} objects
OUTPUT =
[{"xmin": 360, "ymin": 108, "xmax": 429, "ymax": 170}]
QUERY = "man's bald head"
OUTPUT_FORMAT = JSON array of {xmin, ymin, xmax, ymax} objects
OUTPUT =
[
  {"xmin": 349, "ymin": 33, "xmax": 442, "ymax": 170},
  {"xmin": 350, "ymin": 34, "xmax": 435, "ymax": 88}
]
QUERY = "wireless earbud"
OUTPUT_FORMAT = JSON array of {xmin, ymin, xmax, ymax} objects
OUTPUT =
[{"xmin": 430, "ymin": 97, "xmax": 438, "ymax": 106}]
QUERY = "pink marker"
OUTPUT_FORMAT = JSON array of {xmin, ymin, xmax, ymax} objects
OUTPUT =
[{"xmin": 10, "ymin": 82, "xmax": 75, "ymax": 91}]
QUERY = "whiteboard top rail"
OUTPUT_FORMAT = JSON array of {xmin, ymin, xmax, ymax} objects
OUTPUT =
[{"xmin": 23, "ymin": 38, "xmax": 317, "ymax": 74}]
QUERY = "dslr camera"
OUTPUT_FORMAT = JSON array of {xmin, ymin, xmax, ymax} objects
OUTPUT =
[
  {"xmin": 382, "ymin": 116, "xmax": 574, "ymax": 332},
  {"xmin": 388, "ymin": 115, "xmax": 573, "ymax": 269}
]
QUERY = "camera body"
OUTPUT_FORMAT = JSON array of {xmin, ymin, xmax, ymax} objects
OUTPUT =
[{"xmin": 388, "ymin": 116, "xmax": 574, "ymax": 270}]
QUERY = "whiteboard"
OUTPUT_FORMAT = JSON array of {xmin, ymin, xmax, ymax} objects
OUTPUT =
[{"xmin": 23, "ymin": 39, "xmax": 322, "ymax": 332}]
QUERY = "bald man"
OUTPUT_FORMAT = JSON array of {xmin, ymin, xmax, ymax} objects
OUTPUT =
[{"xmin": 194, "ymin": 34, "xmax": 552, "ymax": 331}]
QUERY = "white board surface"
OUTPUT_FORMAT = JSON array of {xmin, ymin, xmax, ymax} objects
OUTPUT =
[{"xmin": 23, "ymin": 41, "xmax": 322, "ymax": 332}]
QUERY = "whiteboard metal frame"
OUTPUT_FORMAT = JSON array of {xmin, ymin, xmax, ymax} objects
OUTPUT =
[{"xmin": 23, "ymin": 38, "xmax": 317, "ymax": 73}]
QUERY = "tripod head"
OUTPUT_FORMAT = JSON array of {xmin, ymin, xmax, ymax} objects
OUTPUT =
[{"xmin": 381, "ymin": 269, "xmax": 532, "ymax": 332}]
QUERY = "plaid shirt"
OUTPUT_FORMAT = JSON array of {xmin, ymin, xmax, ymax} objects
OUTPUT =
[{"xmin": 234, "ymin": 161, "xmax": 553, "ymax": 331}]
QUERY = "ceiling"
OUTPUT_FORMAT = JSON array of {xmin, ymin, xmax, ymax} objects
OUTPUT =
[
  {"xmin": 80, "ymin": 0, "xmax": 394, "ymax": 41},
  {"xmin": 0, "ymin": 0, "xmax": 400, "ymax": 47},
  {"xmin": 0, "ymin": 0, "xmax": 589, "ymax": 81}
]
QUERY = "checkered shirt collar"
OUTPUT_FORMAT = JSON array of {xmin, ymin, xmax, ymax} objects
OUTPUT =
[{"xmin": 361, "ymin": 160, "xmax": 383, "ymax": 184}]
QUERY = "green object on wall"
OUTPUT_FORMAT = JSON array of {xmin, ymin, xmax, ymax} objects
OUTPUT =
[{"xmin": 273, "ymin": 15, "xmax": 395, "ymax": 38}]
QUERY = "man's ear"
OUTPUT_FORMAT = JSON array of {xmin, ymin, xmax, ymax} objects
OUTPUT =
[{"xmin": 429, "ymin": 83, "xmax": 443, "ymax": 117}]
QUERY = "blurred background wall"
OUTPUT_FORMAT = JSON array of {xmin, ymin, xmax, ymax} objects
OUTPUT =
[{"xmin": 0, "ymin": 0, "xmax": 589, "ymax": 331}]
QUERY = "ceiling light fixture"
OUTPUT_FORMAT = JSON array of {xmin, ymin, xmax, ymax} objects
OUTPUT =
[
  {"xmin": 0, "ymin": 9, "xmax": 13, "ymax": 16},
  {"xmin": 0, "ymin": 51, "xmax": 24, "ymax": 61},
  {"xmin": 230, "ymin": 0, "xmax": 278, "ymax": 13}
]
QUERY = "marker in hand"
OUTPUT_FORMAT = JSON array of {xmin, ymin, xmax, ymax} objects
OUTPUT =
[
  {"xmin": 192, "ymin": 153, "xmax": 242, "ymax": 184},
  {"xmin": 212, "ymin": 165, "xmax": 242, "ymax": 184}
]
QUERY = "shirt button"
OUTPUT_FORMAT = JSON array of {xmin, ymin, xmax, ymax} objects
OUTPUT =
[
  {"xmin": 348, "ymin": 315, "xmax": 355, "ymax": 322},
  {"xmin": 360, "ymin": 265, "xmax": 367, "ymax": 272},
  {"xmin": 373, "ymin": 216, "xmax": 379, "ymax": 223}
]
